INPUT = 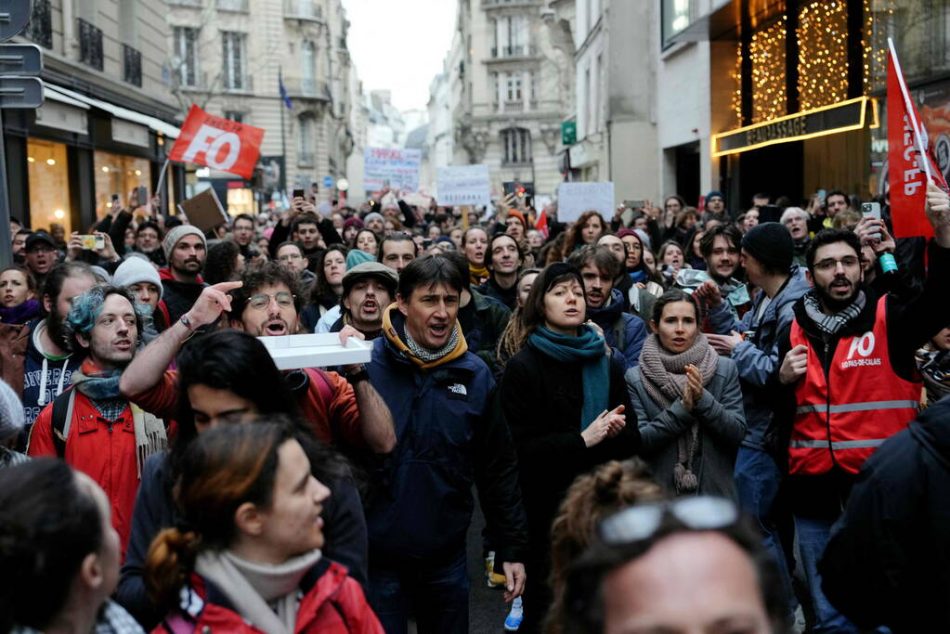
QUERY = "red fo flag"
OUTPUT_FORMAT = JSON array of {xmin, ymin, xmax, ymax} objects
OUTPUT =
[
  {"xmin": 887, "ymin": 40, "xmax": 946, "ymax": 238},
  {"xmin": 168, "ymin": 104, "xmax": 265, "ymax": 180}
]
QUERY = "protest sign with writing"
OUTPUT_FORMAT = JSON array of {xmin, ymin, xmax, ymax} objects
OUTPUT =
[
  {"xmin": 436, "ymin": 165, "xmax": 491, "ymax": 206},
  {"xmin": 557, "ymin": 182, "xmax": 615, "ymax": 223},
  {"xmin": 364, "ymin": 147, "xmax": 421, "ymax": 192},
  {"xmin": 169, "ymin": 105, "xmax": 264, "ymax": 180}
]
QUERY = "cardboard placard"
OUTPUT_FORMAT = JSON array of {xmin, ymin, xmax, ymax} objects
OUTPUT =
[
  {"xmin": 436, "ymin": 164, "xmax": 491, "ymax": 206},
  {"xmin": 177, "ymin": 187, "xmax": 228, "ymax": 233},
  {"xmin": 557, "ymin": 182, "xmax": 615, "ymax": 223}
]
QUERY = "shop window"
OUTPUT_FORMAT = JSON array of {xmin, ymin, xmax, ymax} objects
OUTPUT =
[
  {"xmin": 27, "ymin": 139, "xmax": 73, "ymax": 234},
  {"xmin": 94, "ymin": 151, "xmax": 151, "ymax": 217}
]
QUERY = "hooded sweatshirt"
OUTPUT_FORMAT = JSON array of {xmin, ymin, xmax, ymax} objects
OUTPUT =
[{"xmin": 21, "ymin": 319, "xmax": 84, "ymax": 431}]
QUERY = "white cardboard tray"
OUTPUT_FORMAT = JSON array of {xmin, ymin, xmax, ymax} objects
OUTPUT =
[{"xmin": 258, "ymin": 333, "xmax": 373, "ymax": 370}]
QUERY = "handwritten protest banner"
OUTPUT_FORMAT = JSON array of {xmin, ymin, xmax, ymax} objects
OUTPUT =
[
  {"xmin": 364, "ymin": 147, "xmax": 421, "ymax": 192},
  {"xmin": 436, "ymin": 165, "xmax": 491, "ymax": 206},
  {"xmin": 557, "ymin": 182, "xmax": 615, "ymax": 222}
]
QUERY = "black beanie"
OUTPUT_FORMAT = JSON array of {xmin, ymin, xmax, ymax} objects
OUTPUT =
[{"xmin": 741, "ymin": 222, "xmax": 794, "ymax": 273}]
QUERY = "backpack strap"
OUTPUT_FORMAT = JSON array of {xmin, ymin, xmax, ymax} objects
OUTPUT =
[{"xmin": 51, "ymin": 388, "xmax": 76, "ymax": 458}]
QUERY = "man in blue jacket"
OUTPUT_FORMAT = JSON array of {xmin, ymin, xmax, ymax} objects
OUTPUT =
[
  {"xmin": 569, "ymin": 245, "xmax": 647, "ymax": 370},
  {"xmin": 696, "ymin": 222, "xmax": 810, "ymax": 619},
  {"xmin": 366, "ymin": 254, "xmax": 528, "ymax": 634}
]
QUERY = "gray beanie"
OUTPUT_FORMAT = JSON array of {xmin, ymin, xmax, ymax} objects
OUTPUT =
[
  {"xmin": 162, "ymin": 225, "xmax": 206, "ymax": 262},
  {"xmin": 113, "ymin": 255, "xmax": 163, "ymax": 299},
  {"xmin": 364, "ymin": 212, "xmax": 385, "ymax": 226},
  {"xmin": 0, "ymin": 379, "xmax": 24, "ymax": 442}
]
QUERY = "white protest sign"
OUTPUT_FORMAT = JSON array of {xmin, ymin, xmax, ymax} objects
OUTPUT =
[
  {"xmin": 557, "ymin": 182, "xmax": 615, "ymax": 223},
  {"xmin": 364, "ymin": 147, "xmax": 421, "ymax": 192},
  {"xmin": 436, "ymin": 164, "xmax": 491, "ymax": 206}
]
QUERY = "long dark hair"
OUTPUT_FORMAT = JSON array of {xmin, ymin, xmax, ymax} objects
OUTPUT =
[
  {"xmin": 308, "ymin": 244, "xmax": 347, "ymax": 311},
  {"xmin": 0, "ymin": 460, "xmax": 104, "ymax": 633},
  {"xmin": 564, "ymin": 211, "xmax": 607, "ymax": 254},
  {"xmin": 172, "ymin": 330, "xmax": 298, "ymax": 474}
]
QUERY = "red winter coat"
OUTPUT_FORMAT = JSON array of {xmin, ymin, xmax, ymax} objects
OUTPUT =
[{"xmin": 152, "ymin": 559, "xmax": 383, "ymax": 634}]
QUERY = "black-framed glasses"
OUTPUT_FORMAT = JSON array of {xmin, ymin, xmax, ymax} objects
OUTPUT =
[
  {"xmin": 248, "ymin": 292, "xmax": 295, "ymax": 310},
  {"xmin": 599, "ymin": 496, "xmax": 739, "ymax": 545},
  {"xmin": 813, "ymin": 256, "xmax": 860, "ymax": 272}
]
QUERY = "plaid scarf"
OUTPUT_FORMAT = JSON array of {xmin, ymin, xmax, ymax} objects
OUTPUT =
[{"xmin": 802, "ymin": 290, "xmax": 866, "ymax": 336}]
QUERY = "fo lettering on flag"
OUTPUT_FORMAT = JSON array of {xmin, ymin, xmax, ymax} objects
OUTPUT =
[
  {"xmin": 168, "ymin": 105, "xmax": 265, "ymax": 180},
  {"xmin": 887, "ymin": 39, "xmax": 948, "ymax": 238}
]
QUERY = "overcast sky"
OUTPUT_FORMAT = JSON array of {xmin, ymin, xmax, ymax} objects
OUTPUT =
[{"xmin": 342, "ymin": 0, "xmax": 457, "ymax": 112}]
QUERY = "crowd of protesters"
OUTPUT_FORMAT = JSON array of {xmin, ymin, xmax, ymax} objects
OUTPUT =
[{"xmin": 0, "ymin": 179, "xmax": 949, "ymax": 634}]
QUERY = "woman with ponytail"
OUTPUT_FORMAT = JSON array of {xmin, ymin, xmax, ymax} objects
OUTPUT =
[
  {"xmin": 499, "ymin": 262, "xmax": 640, "ymax": 633},
  {"xmin": 145, "ymin": 422, "xmax": 382, "ymax": 634},
  {"xmin": 0, "ymin": 459, "xmax": 143, "ymax": 634},
  {"xmin": 626, "ymin": 289, "xmax": 746, "ymax": 498},
  {"xmin": 544, "ymin": 459, "xmax": 663, "ymax": 634}
]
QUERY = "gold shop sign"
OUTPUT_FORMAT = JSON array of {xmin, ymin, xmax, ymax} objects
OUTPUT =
[{"xmin": 712, "ymin": 96, "xmax": 878, "ymax": 157}]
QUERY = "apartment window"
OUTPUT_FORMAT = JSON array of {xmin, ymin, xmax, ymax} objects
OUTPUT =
[
  {"xmin": 662, "ymin": 0, "xmax": 693, "ymax": 47},
  {"xmin": 78, "ymin": 18, "xmax": 103, "ymax": 70},
  {"xmin": 224, "ymin": 111, "xmax": 244, "ymax": 123},
  {"xmin": 123, "ymin": 45, "xmax": 142, "ymax": 87},
  {"xmin": 493, "ymin": 14, "xmax": 529, "ymax": 57},
  {"xmin": 26, "ymin": 0, "xmax": 53, "ymax": 49},
  {"xmin": 173, "ymin": 27, "xmax": 200, "ymax": 87},
  {"xmin": 502, "ymin": 128, "xmax": 532, "ymax": 165},
  {"xmin": 222, "ymin": 31, "xmax": 247, "ymax": 91},
  {"xmin": 505, "ymin": 74, "xmax": 523, "ymax": 102},
  {"xmin": 298, "ymin": 116, "xmax": 314, "ymax": 165},
  {"xmin": 301, "ymin": 41, "xmax": 316, "ymax": 95}
]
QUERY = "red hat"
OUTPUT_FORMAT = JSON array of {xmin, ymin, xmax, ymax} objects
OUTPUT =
[{"xmin": 507, "ymin": 209, "xmax": 528, "ymax": 229}]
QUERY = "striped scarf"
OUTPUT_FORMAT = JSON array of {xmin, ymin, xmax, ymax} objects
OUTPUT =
[{"xmin": 802, "ymin": 290, "xmax": 866, "ymax": 336}]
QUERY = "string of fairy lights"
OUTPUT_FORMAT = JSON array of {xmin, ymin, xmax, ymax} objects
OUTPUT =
[
  {"xmin": 729, "ymin": 0, "xmax": 893, "ymax": 129},
  {"xmin": 751, "ymin": 17, "xmax": 787, "ymax": 123}
]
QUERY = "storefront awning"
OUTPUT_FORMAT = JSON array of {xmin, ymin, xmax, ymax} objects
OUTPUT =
[
  {"xmin": 45, "ymin": 84, "xmax": 180, "ymax": 139},
  {"xmin": 43, "ymin": 85, "xmax": 89, "ymax": 110}
]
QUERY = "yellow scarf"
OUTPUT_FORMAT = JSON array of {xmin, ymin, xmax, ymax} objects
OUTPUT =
[{"xmin": 469, "ymin": 263, "xmax": 489, "ymax": 286}]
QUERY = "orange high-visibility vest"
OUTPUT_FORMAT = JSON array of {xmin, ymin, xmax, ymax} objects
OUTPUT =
[{"xmin": 788, "ymin": 295, "xmax": 921, "ymax": 475}]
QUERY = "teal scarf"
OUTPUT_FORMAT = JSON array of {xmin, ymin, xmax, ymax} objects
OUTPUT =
[{"xmin": 527, "ymin": 325, "xmax": 609, "ymax": 430}]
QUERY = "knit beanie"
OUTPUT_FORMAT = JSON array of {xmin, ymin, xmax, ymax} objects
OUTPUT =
[
  {"xmin": 706, "ymin": 190, "xmax": 725, "ymax": 201},
  {"xmin": 364, "ymin": 212, "xmax": 385, "ymax": 226},
  {"xmin": 741, "ymin": 222, "xmax": 794, "ymax": 273},
  {"xmin": 346, "ymin": 248, "xmax": 375, "ymax": 270},
  {"xmin": 343, "ymin": 217, "xmax": 364, "ymax": 231},
  {"xmin": 507, "ymin": 209, "xmax": 528, "ymax": 229},
  {"xmin": 162, "ymin": 225, "xmax": 206, "ymax": 262},
  {"xmin": 0, "ymin": 379, "xmax": 24, "ymax": 442},
  {"xmin": 113, "ymin": 255, "xmax": 163, "ymax": 299}
]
